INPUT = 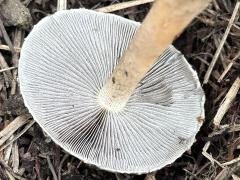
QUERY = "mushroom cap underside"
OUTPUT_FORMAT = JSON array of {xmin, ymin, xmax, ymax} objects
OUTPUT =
[{"xmin": 19, "ymin": 9, "xmax": 205, "ymax": 174}]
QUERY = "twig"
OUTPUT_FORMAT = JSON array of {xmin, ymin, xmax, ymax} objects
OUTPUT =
[
  {"xmin": 0, "ymin": 164, "xmax": 9, "ymax": 179},
  {"xmin": 214, "ymin": 168, "xmax": 230, "ymax": 180},
  {"xmin": 213, "ymin": 88, "xmax": 228, "ymax": 105},
  {"xmin": 202, "ymin": 141, "xmax": 223, "ymax": 167},
  {"xmin": 11, "ymin": 29, "xmax": 23, "ymax": 95},
  {"xmin": 203, "ymin": 1, "xmax": 240, "ymax": 84},
  {"xmin": 10, "ymin": 69, "xmax": 18, "ymax": 95},
  {"xmin": 183, "ymin": 169, "xmax": 200, "ymax": 180},
  {"xmin": 47, "ymin": 155, "xmax": 58, "ymax": 180},
  {"xmin": 35, "ymin": 157, "xmax": 43, "ymax": 180},
  {"xmin": 0, "ymin": 66, "xmax": 17, "ymax": 73},
  {"xmin": 0, "ymin": 114, "xmax": 30, "ymax": 138},
  {"xmin": 232, "ymin": 174, "xmax": 240, "ymax": 180},
  {"xmin": 5, "ymin": 170, "xmax": 15, "ymax": 180},
  {"xmin": 0, "ymin": 45, "xmax": 21, "ymax": 52},
  {"xmin": 0, "ymin": 159, "xmax": 26, "ymax": 180},
  {"xmin": 0, "ymin": 133, "xmax": 15, "ymax": 150},
  {"xmin": 210, "ymin": 124, "xmax": 240, "ymax": 137},
  {"xmin": 213, "ymin": 77, "xmax": 240, "ymax": 127},
  {"xmin": 11, "ymin": 29, "xmax": 22, "ymax": 66},
  {"xmin": 3, "ymin": 135, "xmax": 13, "ymax": 163},
  {"xmin": 12, "ymin": 141, "xmax": 19, "ymax": 173},
  {"xmin": 222, "ymin": 156, "xmax": 240, "ymax": 166},
  {"xmin": 96, "ymin": 0, "xmax": 154, "ymax": 13},
  {"xmin": 0, "ymin": 52, "xmax": 13, "ymax": 87},
  {"xmin": 58, "ymin": 154, "xmax": 69, "ymax": 180},
  {"xmin": 0, "ymin": 114, "xmax": 31, "ymax": 147},
  {"xmin": 0, "ymin": 18, "xmax": 15, "ymax": 53},
  {"xmin": 215, "ymin": 161, "xmax": 240, "ymax": 180},
  {"xmin": 0, "ymin": 120, "xmax": 35, "ymax": 151},
  {"xmin": 195, "ymin": 162, "xmax": 211, "ymax": 176},
  {"xmin": 218, "ymin": 51, "xmax": 240, "ymax": 82},
  {"xmin": 57, "ymin": 0, "xmax": 67, "ymax": 11}
]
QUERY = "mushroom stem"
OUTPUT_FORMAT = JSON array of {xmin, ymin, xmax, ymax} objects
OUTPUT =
[{"xmin": 98, "ymin": 0, "xmax": 210, "ymax": 111}]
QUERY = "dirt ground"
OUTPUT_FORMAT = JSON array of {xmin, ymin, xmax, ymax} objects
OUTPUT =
[{"xmin": 0, "ymin": 0, "xmax": 239, "ymax": 179}]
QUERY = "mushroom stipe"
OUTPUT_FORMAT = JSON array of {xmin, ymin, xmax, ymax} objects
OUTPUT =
[{"xmin": 19, "ymin": 9, "xmax": 205, "ymax": 174}]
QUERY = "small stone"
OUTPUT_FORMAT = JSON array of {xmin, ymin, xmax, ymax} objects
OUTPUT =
[{"xmin": 0, "ymin": 0, "xmax": 32, "ymax": 28}]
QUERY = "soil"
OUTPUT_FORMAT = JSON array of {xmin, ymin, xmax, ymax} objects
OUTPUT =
[{"xmin": 0, "ymin": 0, "xmax": 239, "ymax": 180}]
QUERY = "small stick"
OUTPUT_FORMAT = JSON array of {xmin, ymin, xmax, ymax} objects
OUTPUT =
[
  {"xmin": 232, "ymin": 174, "xmax": 240, "ymax": 180},
  {"xmin": 11, "ymin": 31, "xmax": 22, "ymax": 95},
  {"xmin": 47, "ymin": 155, "xmax": 58, "ymax": 180},
  {"xmin": 195, "ymin": 162, "xmax": 211, "ymax": 176},
  {"xmin": 12, "ymin": 141, "xmax": 19, "ymax": 173},
  {"xmin": 0, "ymin": 120, "xmax": 35, "ymax": 151},
  {"xmin": 0, "ymin": 52, "xmax": 13, "ymax": 87},
  {"xmin": 0, "ymin": 159, "xmax": 26, "ymax": 180},
  {"xmin": 0, "ymin": 114, "xmax": 31, "ymax": 146},
  {"xmin": 218, "ymin": 51, "xmax": 240, "ymax": 82},
  {"xmin": 0, "ymin": 132, "xmax": 13, "ymax": 151},
  {"xmin": 11, "ymin": 29, "xmax": 23, "ymax": 66},
  {"xmin": 11, "ymin": 29, "xmax": 23, "ymax": 95},
  {"xmin": 222, "ymin": 156, "xmax": 240, "ymax": 166},
  {"xmin": 0, "ymin": 18, "xmax": 15, "ymax": 54},
  {"xmin": 213, "ymin": 77, "xmax": 240, "ymax": 127},
  {"xmin": 35, "ymin": 157, "xmax": 43, "ymax": 180},
  {"xmin": 210, "ymin": 124, "xmax": 240, "ymax": 136},
  {"xmin": 96, "ymin": 0, "xmax": 154, "ymax": 13},
  {"xmin": 0, "ymin": 114, "xmax": 30, "ymax": 138},
  {"xmin": 0, "ymin": 45, "xmax": 21, "ymax": 52},
  {"xmin": 57, "ymin": 0, "xmax": 67, "ymax": 11},
  {"xmin": 203, "ymin": 1, "xmax": 240, "ymax": 84},
  {"xmin": 0, "ymin": 66, "xmax": 17, "ymax": 73},
  {"xmin": 214, "ymin": 168, "xmax": 231, "ymax": 180},
  {"xmin": 202, "ymin": 141, "xmax": 223, "ymax": 167},
  {"xmin": 5, "ymin": 170, "xmax": 15, "ymax": 180},
  {"xmin": 213, "ymin": 88, "xmax": 228, "ymax": 105},
  {"xmin": 98, "ymin": 0, "xmax": 211, "ymax": 110},
  {"xmin": 3, "ymin": 135, "xmax": 13, "ymax": 163},
  {"xmin": 183, "ymin": 169, "xmax": 199, "ymax": 180},
  {"xmin": 58, "ymin": 154, "xmax": 69, "ymax": 180}
]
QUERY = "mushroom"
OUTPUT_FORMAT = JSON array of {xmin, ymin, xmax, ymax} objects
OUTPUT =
[{"xmin": 19, "ymin": 0, "xmax": 209, "ymax": 174}]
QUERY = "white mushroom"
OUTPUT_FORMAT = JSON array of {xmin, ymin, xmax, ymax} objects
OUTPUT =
[{"xmin": 19, "ymin": 1, "xmax": 209, "ymax": 174}]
